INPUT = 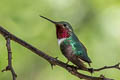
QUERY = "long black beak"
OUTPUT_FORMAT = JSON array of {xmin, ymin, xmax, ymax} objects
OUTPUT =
[{"xmin": 40, "ymin": 15, "xmax": 57, "ymax": 24}]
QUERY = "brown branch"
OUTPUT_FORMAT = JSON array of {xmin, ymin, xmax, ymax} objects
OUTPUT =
[
  {"xmin": 93, "ymin": 63, "xmax": 120, "ymax": 72},
  {"xmin": 2, "ymin": 36, "xmax": 17, "ymax": 80},
  {"xmin": 0, "ymin": 26, "xmax": 118, "ymax": 80}
]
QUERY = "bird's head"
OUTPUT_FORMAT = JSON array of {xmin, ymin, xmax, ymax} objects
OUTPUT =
[{"xmin": 40, "ymin": 16, "xmax": 73, "ymax": 39}]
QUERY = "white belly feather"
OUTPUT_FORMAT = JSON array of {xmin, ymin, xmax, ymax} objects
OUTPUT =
[{"xmin": 58, "ymin": 38, "xmax": 66, "ymax": 45}]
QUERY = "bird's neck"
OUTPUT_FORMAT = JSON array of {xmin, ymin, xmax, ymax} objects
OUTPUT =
[
  {"xmin": 56, "ymin": 27, "xmax": 70, "ymax": 39},
  {"xmin": 57, "ymin": 32, "xmax": 73, "ymax": 45},
  {"xmin": 56, "ymin": 25, "xmax": 72, "ymax": 45}
]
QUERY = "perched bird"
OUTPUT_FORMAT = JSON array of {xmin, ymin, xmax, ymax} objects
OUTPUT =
[{"xmin": 40, "ymin": 16, "xmax": 92, "ymax": 71}]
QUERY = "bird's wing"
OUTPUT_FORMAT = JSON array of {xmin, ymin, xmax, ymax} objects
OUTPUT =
[
  {"xmin": 73, "ymin": 42, "xmax": 91, "ymax": 63},
  {"xmin": 71, "ymin": 33, "xmax": 92, "ymax": 63},
  {"xmin": 60, "ymin": 42, "xmax": 87, "ymax": 69}
]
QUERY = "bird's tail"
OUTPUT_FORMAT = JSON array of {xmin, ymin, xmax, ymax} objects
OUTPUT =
[{"xmin": 71, "ymin": 58, "xmax": 88, "ymax": 71}]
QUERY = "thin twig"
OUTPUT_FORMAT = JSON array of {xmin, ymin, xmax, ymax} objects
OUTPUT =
[
  {"xmin": 2, "ymin": 36, "xmax": 17, "ymax": 80},
  {"xmin": 93, "ymin": 63, "xmax": 120, "ymax": 72},
  {"xmin": 0, "ymin": 26, "xmax": 118, "ymax": 80}
]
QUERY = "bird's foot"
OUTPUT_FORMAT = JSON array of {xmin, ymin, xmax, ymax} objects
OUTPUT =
[
  {"xmin": 88, "ymin": 63, "xmax": 91, "ymax": 67},
  {"xmin": 65, "ymin": 60, "xmax": 77, "ymax": 70}
]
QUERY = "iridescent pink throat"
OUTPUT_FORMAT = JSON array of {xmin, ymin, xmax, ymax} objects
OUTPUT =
[{"xmin": 56, "ymin": 24, "xmax": 70, "ymax": 39}]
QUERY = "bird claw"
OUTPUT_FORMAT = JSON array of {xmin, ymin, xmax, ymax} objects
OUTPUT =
[{"xmin": 88, "ymin": 63, "xmax": 91, "ymax": 67}]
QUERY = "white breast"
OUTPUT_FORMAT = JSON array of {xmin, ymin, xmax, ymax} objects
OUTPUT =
[{"xmin": 58, "ymin": 38, "xmax": 66, "ymax": 45}]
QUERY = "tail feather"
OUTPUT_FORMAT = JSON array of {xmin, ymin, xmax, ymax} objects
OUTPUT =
[
  {"xmin": 88, "ymin": 63, "xmax": 91, "ymax": 67},
  {"xmin": 70, "ymin": 58, "xmax": 88, "ymax": 71}
]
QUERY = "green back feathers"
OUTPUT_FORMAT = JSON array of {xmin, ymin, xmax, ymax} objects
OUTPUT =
[{"xmin": 62, "ymin": 32, "xmax": 91, "ymax": 63}]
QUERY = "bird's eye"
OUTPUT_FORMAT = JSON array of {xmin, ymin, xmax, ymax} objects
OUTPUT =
[{"xmin": 63, "ymin": 24, "xmax": 66, "ymax": 27}]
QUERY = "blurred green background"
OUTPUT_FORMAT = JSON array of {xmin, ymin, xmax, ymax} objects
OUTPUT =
[{"xmin": 0, "ymin": 0, "xmax": 120, "ymax": 80}]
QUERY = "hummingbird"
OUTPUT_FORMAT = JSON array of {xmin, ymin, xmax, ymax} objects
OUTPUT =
[{"xmin": 40, "ymin": 16, "xmax": 92, "ymax": 71}]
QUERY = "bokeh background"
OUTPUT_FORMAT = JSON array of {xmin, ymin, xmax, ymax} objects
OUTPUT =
[{"xmin": 0, "ymin": 0, "xmax": 120, "ymax": 80}]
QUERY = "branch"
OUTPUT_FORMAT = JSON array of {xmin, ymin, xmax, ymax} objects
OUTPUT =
[
  {"xmin": 0, "ymin": 26, "xmax": 118, "ymax": 80},
  {"xmin": 2, "ymin": 36, "xmax": 17, "ymax": 80},
  {"xmin": 93, "ymin": 63, "xmax": 120, "ymax": 72}
]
